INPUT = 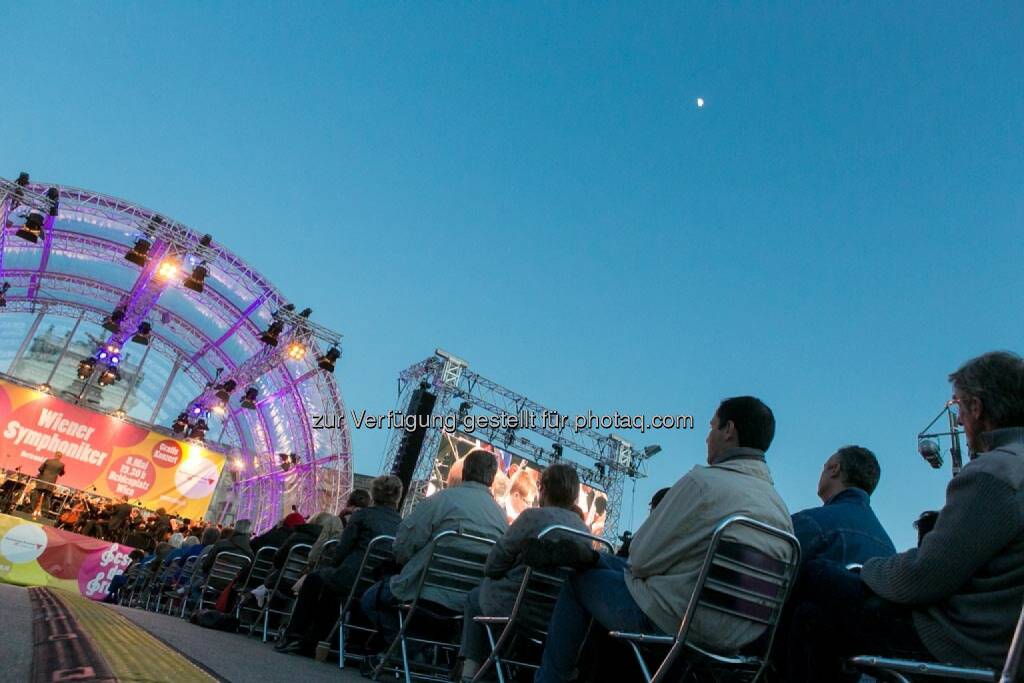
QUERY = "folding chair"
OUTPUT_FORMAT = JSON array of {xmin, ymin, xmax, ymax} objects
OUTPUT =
[
  {"xmin": 371, "ymin": 530, "xmax": 496, "ymax": 683},
  {"xmin": 259, "ymin": 543, "xmax": 312, "ymax": 642},
  {"xmin": 316, "ymin": 534, "xmax": 396, "ymax": 668},
  {"xmin": 115, "ymin": 562, "xmax": 143, "ymax": 606},
  {"xmin": 146, "ymin": 558, "xmax": 182, "ymax": 612},
  {"xmin": 158, "ymin": 555, "xmax": 198, "ymax": 614},
  {"xmin": 849, "ymin": 597, "xmax": 1024, "ymax": 683},
  {"xmin": 124, "ymin": 562, "xmax": 156, "ymax": 608},
  {"xmin": 235, "ymin": 545, "xmax": 279, "ymax": 627},
  {"xmin": 315, "ymin": 539, "xmax": 339, "ymax": 570},
  {"xmin": 190, "ymin": 551, "xmax": 252, "ymax": 616},
  {"xmin": 610, "ymin": 515, "xmax": 800, "ymax": 683},
  {"xmin": 472, "ymin": 524, "xmax": 616, "ymax": 683}
]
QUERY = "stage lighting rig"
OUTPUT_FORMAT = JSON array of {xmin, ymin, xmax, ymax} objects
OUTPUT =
[
  {"xmin": 131, "ymin": 322, "xmax": 152, "ymax": 345},
  {"xmin": 240, "ymin": 387, "xmax": 259, "ymax": 410},
  {"xmin": 187, "ymin": 419, "xmax": 208, "ymax": 441},
  {"xmin": 183, "ymin": 262, "xmax": 208, "ymax": 293},
  {"xmin": 318, "ymin": 347, "xmax": 341, "ymax": 373},
  {"xmin": 77, "ymin": 358, "xmax": 96, "ymax": 379},
  {"xmin": 214, "ymin": 379, "xmax": 237, "ymax": 403},
  {"xmin": 260, "ymin": 320, "xmax": 284, "ymax": 346},
  {"xmin": 171, "ymin": 412, "xmax": 189, "ymax": 434},
  {"xmin": 103, "ymin": 307, "xmax": 127, "ymax": 332},
  {"xmin": 96, "ymin": 366, "xmax": 119, "ymax": 387},
  {"xmin": 124, "ymin": 238, "xmax": 152, "ymax": 266},
  {"xmin": 287, "ymin": 341, "xmax": 306, "ymax": 361},
  {"xmin": 15, "ymin": 211, "xmax": 44, "ymax": 243},
  {"xmin": 0, "ymin": 281, "xmax": 10, "ymax": 308},
  {"xmin": 299, "ymin": 308, "xmax": 312, "ymax": 318},
  {"xmin": 157, "ymin": 259, "xmax": 179, "ymax": 280},
  {"xmin": 552, "ymin": 443, "xmax": 563, "ymax": 460}
]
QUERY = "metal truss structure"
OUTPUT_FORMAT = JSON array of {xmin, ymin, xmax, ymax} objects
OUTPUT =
[
  {"xmin": 0, "ymin": 175, "xmax": 352, "ymax": 531},
  {"xmin": 379, "ymin": 350, "xmax": 656, "ymax": 542}
]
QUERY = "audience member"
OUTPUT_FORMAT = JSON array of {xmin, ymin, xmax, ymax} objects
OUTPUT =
[
  {"xmin": 361, "ymin": 450, "xmax": 508, "ymax": 642},
  {"xmin": 459, "ymin": 463, "xmax": 589, "ymax": 682},
  {"xmin": 339, "ymin": 489, "xmax": 372, "ymax": 528},
  {"xmin": 529, "ymin": 396, "xmax": 794, "ymax": 683},
  {"xmin": 308, "ymin": 512, "xmax": 345, "ymax": 567},
  {"xmin": 784, "ymin": 351, "xmax": 1024, "ymax": 679}
]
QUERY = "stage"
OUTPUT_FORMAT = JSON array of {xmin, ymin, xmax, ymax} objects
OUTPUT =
[{"xmin": 0, "ymin": 512, "xmax": 132, "ymax": 600}]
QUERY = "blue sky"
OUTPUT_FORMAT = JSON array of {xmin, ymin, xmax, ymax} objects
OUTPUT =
[{"xmin": 1, "ymin": 3, "xmax": 1021, "ymax": 549}]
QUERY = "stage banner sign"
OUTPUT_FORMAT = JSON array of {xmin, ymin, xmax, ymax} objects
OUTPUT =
[
  {"xmin": 0, "ymin": 513, "xmax": 132, "ymax": 600},
  {"xmin": 0, "ymin": 377, "xmax": 226, "ymax": 518}
]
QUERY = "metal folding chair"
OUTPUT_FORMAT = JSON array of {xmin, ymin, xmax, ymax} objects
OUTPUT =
[
  {"xmin": 235, "ymin": 545, "xmax": 279, "ymax": 627},
  {"xmin": 371, "ymin": 530, "xmax": 496, "ymax": 683},
  {"xmin": 315, "ymin": 539, "xmax": 339, "ymax": 570},
  {"xmin": 158, "ymin": 555, "xmax": 198, "ymax": 614},
  {"xmin": 316, "ymin": 534, "xmax": 396, "ymax": 668},
  {"xmin": 146, "ymin": 557, "xmax": 182, "ymax": 612},
  {"xmin": 472, "ymin": 524, "xmax": 615, "ymax": 683},
  {"xmin": 850, "ymin": 597, "xmax": 1024, "ymax": 683},
  {"xmin": 610, "ymin": 515, "xmax": 800, "ymax": 683},
  {"xmin": 191, "ymin": 551, "xmax": 252, "ymax": 616},
  {"xmin": 124, "ymin": 562, "xmax": 156, "ymax": 609},
  {"xmin": 259, "ymin": 542, "xmax": 312, "ymax": 642}
]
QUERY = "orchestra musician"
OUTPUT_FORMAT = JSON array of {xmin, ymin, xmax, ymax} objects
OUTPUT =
[{"xmin": 31, "ymin": 451, "xmax": 67, "ymax": 519}]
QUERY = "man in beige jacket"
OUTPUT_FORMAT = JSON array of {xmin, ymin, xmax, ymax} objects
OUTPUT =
[{"xmin": 531, "ymin": 396, "xmax": 794, "ymax": 683}]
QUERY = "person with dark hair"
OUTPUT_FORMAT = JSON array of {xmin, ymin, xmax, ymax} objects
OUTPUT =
[
  {"xmin": 457, "ymin": 464, "xmax": 589, "ymax": 680},
  {"xmin": 784, "ymin": 351, "xmax": 1024, "ymax": 680},
  {"xmin": 790, "ymin": 446, "xmax": 895, "ymax": 566},
  {"xmin": 275, "ymin": 476, "xmax": 405, "ymax": 655},
  {"xmin": 361, "ymin": 451, "xmax": 507, "ymax": 644},
  {"xmin": 339, "ymin": 488, "xmax": 372, "ymax": 527},
  {"xmin": 531, "ymin": 396, "xmax": 794, "ymax": 683}
]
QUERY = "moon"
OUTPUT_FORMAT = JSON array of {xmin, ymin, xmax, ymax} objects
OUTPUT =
[{"xmin": 696, "ymin": 98, "xmax": 705, "ymax": 108}]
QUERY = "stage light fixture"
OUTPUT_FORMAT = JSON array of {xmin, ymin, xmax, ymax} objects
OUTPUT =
[
  {"xmin": 240, "ymin": 387, "xmax": 259, "ymax": 410},
  {"xmin": 317, "ymin": 346, "xmax": 341, "ymax": 373},
  {"xmin": 110, "ymin": 354, "xmax": 120, "ymax": 365},
  {"xmin": 287, "ymin": 341, "xmax": 306, "ymax": 361},
  {"xmin": 157, "ymin": 259, "xmax": 179, "ymax": 279},
  {"xmin": 103, "ymin": 307, "xmax": 127, "ymax": 332},
  {"xmin": 46, "ymin": 187, "xmax": 59, "ymax": 216},
  {"xmin": 552, "ymin": 443, "xmax": 563, "ymax": 460},
  {"xmin": 38, "ymin": 383, "xmax": 51, "ymax": 393},
  {"xmin": 278, "ymin": 452, "xmax": 291, "ymax": 471},
  {"xmin": 77, "ymin": 358, "xmax": 96, "ymax": 379},
  {"xmin": 124, "ymin": 238, "xmax": 152, "ymax": 266},
  {"xmin": 97, "ymin": 367, "xmax": 118, "ymax": 387},
  {"xmin": 215, "ymin": 379, "xmax": 237, "ymax": 403},
  {"xmin": 191, "ymin": 405, "xmax": 203, "ymax": 417},
  {"xmin": 184, "ymin": 263, "xmax": 208, "ymax": 293},
  {"xmin": 112, "ymin": 409, "xmax": 126, "ymax": 420},
  {"xmin": 260, "ymin": 321, "xmax": 284, "ymax": 346},
  {"xmin": 15, "ymin": 211, "xmax": 44, "ymax": 243},
  {"xmin": 299, "ymin": 308, "xmax": 312, "ymax": 318},
  {"xmin": 131, "ymin": 322, "xmax": 152, "ymax": 345},
  {"xmin": 171, "ymin": 413, "xmax": 189, "ymax": 434},
  {"xmin": 0, "ymin": 281, "xmax": 10, "ymax": 308},
  {"xmin": 187, "ymin": 419, "xmax": 208, "ymax": 440},
  {"xmin": 211, "ymin": 404, "xmax": 226, "ymax": 416}
]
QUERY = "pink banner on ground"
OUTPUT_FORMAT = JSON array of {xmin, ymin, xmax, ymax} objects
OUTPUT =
[{"xmin": 0, "ymin": 513, "xmax": 131, "ymax": 600}]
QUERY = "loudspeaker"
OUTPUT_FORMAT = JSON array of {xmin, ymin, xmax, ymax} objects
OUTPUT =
[{"xmin": 391, "ymin": 385, "xmax": 437, "ymax": 506}]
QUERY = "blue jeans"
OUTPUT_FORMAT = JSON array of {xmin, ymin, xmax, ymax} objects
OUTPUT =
[
  {"xmin": 535, "ymin": 554, "xmax": 659, "ymax": 683},
  {"xmin": 361, "ymin": 578, "xmax": 401, "ymax": 642}
]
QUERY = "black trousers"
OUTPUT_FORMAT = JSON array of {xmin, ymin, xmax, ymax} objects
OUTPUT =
[
  {"xmin": 285, "ymin": 571, "xmax": 349, "ymax": 647},
  {"xmin": 781, "ymin": 559, "xmax": 935, "ymax": 682}
]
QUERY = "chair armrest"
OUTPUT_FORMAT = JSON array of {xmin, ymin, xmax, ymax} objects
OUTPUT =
[
  {"xmin": 608, "ymin": 631, "xmax": 674, "ymax": 645},
  {"xmin": 473, "ymin": 616, "xmax": 511, "ymax": 625},
  {"xmin": 848, "ymin": 656, "xmax": 996, "ymax": 681}
]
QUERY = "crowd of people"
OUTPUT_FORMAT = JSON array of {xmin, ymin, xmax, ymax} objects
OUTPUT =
[{"xmin": 103, "ymin": 350, "xmax": 1024, "ymax": 682}]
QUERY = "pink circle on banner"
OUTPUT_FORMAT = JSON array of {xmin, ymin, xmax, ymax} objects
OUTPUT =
[
  {"xmin": 78, "ymin": 543, "xmax": 132, "ymax": 600},
  {"xmin": 152, "ymin": 440, "xmax": 183, "ymax": 468},
  {"xmin": 105, "ymin": 454, "xmax": 155, "ymax": 499}
]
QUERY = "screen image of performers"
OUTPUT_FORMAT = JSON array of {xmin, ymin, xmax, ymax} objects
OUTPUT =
[{"xmin": 30, "ymin": 451, "xmax": 67, "ymax": 519}]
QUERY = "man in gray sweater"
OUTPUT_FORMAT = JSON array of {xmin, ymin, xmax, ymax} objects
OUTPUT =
[{"xmin": 786, "ymin": 351, "xmax": 1024, "ymax": 680}]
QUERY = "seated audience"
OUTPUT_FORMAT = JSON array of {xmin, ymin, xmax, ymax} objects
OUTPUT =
[
  {"xmin": 251, "ymin": 519, "xmax": 294, "ymax": 553},
  {"xmin": 459, "ymin": 463, "xmax": 589, "ymax": 681},
  {"xmin": 791, "ymin": 445, "xmax": 895, "ymax": 565},
  {"xmin": 361, "ymin": 451, "xmax": 509, "ymax": 642},
  {"xmin": 275, "ymin": 475, "xmax": 404, "ymax": 655},
  {"xmin": 308, "ymin": 512, "xmax": 345, "ymax": 568},
  {"xmin": 530, "ymin": 396, "xmax": 794, "ymax": 683},
  {"xmin": 200, "ymin": 519, "xmax": 254, "ymax": 572},
  {"xmin": 104, "ymin": 548, "xmax": 146, "ymax": 603},
  {"xmin": 784, "ymin": 351, "xmax": 1024, "ymax": 680},
  {"xmin": 339, "ymin": 488, "xmax": 372, "ymax": 528}
]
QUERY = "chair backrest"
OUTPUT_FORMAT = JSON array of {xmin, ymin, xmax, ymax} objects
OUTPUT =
[
  {"xmin": 410, "ymin": 530, "xmax": 495, "ymax": 610},
  {"xmin": 274, "ymin": 543, "xmax": 312, "ymax": 590},
  {"xmin": 316, "ymin": 539, "xmax": 339, "ymax": 569},
  {"xmin": 511, "ymin": 525, "xmax": 616, "ymax": 633},
  {"xmin": 999, "ymin": 598, "xmax": 1024, "ymax": 683},
  {"xmin": 240, "ymin": 545, "xmax": 278, "ymax": 590},
  {"xmin": 343, "ymin": 535, "xmax": 396, "ymax": 610},
  {"xmin": 205, "ymin": 551, "xmax": 252, "ymax": 593},
  {"xmin": 655, "ymin": 515, "xmax": 800, "ymax": 681},
  {"xmin": 178, "ymin": 555, "xmax": 199, "ymax": 585}
]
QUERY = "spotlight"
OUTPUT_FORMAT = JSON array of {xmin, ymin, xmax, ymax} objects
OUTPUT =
[
  {"xmin": 230, "ymin": 457, "xmax": 244, "ymax": 472},
  {"xmin": 240, "ymin": 387, "xmax": 259, "ymax": 410},
  {"xmin": 0, "ymin": 281, "xmax": 10, "ymax": 308},
  {"xmin": 112, "ymin": 409, "xmax": 126, "ymax": 420},
  {"xmin": 187, "ymin": 419, "xmax": 208, "ymax": 440},
  {"xmin": 299, "ymin": 308, "xmax": 312, "ymax": 318},
  {"xmin": 211, "ymin": 404, "xmax": 226, "ymax": 416},
  {"xmin": 37, "ymin": 383, "xmax": 51, "ymax": 393},
  {"xmin": 317, "ymin": 346, "xmax": 341, "ymax": 373},
  {"xmin": 596, "ymin": 462, "xmax": 606, "ymax": 478},
  {"xmin": 46, "ymin": 187, "xmax": 59, "ymax": 216},
  {"xmin": 157, "ymin": 259, "xmax": 178, "ymax": 279},
  {"xmin": 11, "ymin": 173, "xmax": 28, "ymax": 209},
  {"xmin": 289, "ymin": 453, "xmax": 299, "ymax": 465},
  {"xmin": 278, "ymin": 453, "xmax": 291, "ymax": 471},
  {"xmin": 286, "ymin": 341, "xmax": 306, "ymax": 361},
  {"xmin": 215, "ymin": 379, "xmax": 237, "ymax": 403},
  {"xmin": 552, "ymin": 443, "xmax": 563, "ymax": 460},
  {"xmin": 190, "ymin": 405, "xmax": 203, "ymax": 417},
  {"xmin": 505, "ymin": 428, "xmax": 516, "ymax": 445},
  {"xmin": 124, "ymin": 238, "xmax": 152, "ymax": 266},
  {"xmin": 199, "ymin": 234, "xmax": 213, "ymax": 247},
  {"xmin": 260, "ymin": 320, "xmax": 284, "ymax": 346},
  {"xmin": 97, "ymin": 367, "xmax": 119, "ymax": 387},
  {"xmin": 15, "ymin": 211, "xmax": 44, "ymax": 243},
  {"xmin": 103, "ymin": 307, "xmax": 126, "ymax": 332},
  {"xmin": 171, "ymin": 412, "xmax": 189, "ymax": 434},
  {"xmin": 183, "ymin": 263, "xmax": 208, "ymax": 293},
  {"xmin": 109, "ymin": 355, "xmax": 120, "ymax": 365},
  {"xmin": 458, "ymin": 401, "xmax": 472, "ymax": 420},
  {"xmin": 131, "ymin": 322, "xmax": 152, "ymax": 345},
  {"xmin": 77, "ymin": 358, "xmax": 96, "ymax": 379}
]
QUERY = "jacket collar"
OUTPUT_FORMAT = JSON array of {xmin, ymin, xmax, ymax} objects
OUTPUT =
[
  {"xmin": 712, "ymin": 446, "xmax": 767, "ymax": 465},
  {"xmin": 982, "ymin": 427, "xmax": 1024, "ymax": 452},
  {"xmin": 824, "ymin": 487, "xmax": 870, "ymax": 506}
]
